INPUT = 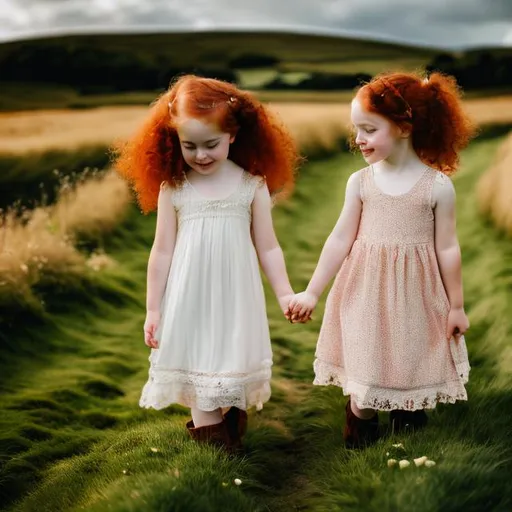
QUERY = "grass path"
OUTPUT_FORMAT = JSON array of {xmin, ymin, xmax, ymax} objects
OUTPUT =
[{"xmin": 1, "ymin": 137, "xmax": 511, "ymax": 511}]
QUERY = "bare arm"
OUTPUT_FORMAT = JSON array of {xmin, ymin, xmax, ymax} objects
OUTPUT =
[
  {"xmin": 146, "ymin": 184, "xmax": 178, "ymax": 312},
  {"xmin": 434, "ymin": 179, "xmax": 463, "ymax": 308},
  {"xmin": 251, "ymin": 182, "xmax": 294, "ymax": 312},
  {"xmin": 288, "ymin": 171, "xmax": 363, "ymax": 319},
  {"xmin": 434, "ymin": 177, "xmax": 469, "ymax": 338},
  {"xmin": 306, "ymin": 171, "xmax": 363, "ymax": 297}
]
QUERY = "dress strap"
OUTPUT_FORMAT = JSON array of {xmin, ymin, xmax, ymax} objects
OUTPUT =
[
  {"xmin": 412, "ymin": 168, "xmax": 439, "ymax": 207},
  {"xmin": 239, "ymin": 172, "xmax": 265, "ymax": 203},
  {"xmin": 359, "ymin": 167, "xmax": 372, "ymax": 201}
]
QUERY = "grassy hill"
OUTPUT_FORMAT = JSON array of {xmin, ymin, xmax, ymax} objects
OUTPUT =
[{"xmin": 0, "ymin": 30, "xmax": 436, "ymax": 112}]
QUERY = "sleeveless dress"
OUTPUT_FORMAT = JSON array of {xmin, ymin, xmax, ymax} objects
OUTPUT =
[
  {"xmin": 140, "ymin": 172, "xmax": 272, "ymax": 412},
  {"xmin": 314, "ymin": 166, "xmax": 470, "ymax": 411}
]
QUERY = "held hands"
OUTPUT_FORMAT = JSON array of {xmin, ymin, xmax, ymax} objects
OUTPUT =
[
  {"xmin": 144, "ymin": 310, "xmax": 160, "ymax": 349},
  {"xmin": 286, "ymin": 291, "xmax": 319, "ymax": 323},
  {"xmin": 446, "ymin": 307, "xmax": 469, "ymax": 341}
]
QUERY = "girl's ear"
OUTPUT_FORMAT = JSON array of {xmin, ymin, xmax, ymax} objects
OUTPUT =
[
  {"xmin": 229, "ymin": 134, "xmax": 236, "ymax": 144},
  {"xmin": 398, "ymin": 124, "xmax": 412, "ymax": 139}
]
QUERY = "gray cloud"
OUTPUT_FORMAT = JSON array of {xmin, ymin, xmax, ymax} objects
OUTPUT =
[{"xmin": 0, "ymin": 0, "xmax": 511, "ymax": 48}]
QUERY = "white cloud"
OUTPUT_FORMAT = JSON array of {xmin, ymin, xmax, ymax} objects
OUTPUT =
[{"xmin": 503, "ymin": 28, "xmax": 512, "ymax": 45}]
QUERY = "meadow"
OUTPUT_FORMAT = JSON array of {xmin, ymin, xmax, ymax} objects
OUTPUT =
[{"xmin": 0, "ymin": 101, "xmax": 511, "ymax": 511}]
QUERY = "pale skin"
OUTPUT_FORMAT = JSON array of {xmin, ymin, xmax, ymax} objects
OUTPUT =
[
  {"xmin": 143, "ymin": 117, "xmax": 294, "ymax": 349},
  {"xmin": 287, "ymin": 97, "xmax": 469, "ymax": 417}
]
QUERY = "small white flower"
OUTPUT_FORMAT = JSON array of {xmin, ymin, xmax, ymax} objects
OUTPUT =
[
  {"xmin": 150, "ymin": 447, "xmax": 159, "ymax": 453},
  {"xmin": 399, "ymin": 460, "xmax": 410, "ymax": 469},
  {"xmin": 222, "ymin": 482, "xmax": 229, "ymax": 487},
  {"xmin": 234, "ymin": 478, "xmax": 242, "ymax": 486},
  {"xmin": 414, "ymin": 456, "xmax": 428, "ymax": 467},
  {"xmin": 425, "ymin": 460, "xmax": 436, "ymax": 468},
  {"xmin": 387, "ymin": 459, "xmax": 397, "ymax": 468},
  {"xmin": 392, "ymin": 443, "xmax": 404, "ymax": 449}
]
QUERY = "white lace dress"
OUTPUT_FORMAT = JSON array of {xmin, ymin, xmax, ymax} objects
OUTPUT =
[{"xmin": 140, "ymin": 172, "xmax": 272, "ymax": 412}]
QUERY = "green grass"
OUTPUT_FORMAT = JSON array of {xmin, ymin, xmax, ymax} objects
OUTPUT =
[{"xmin": 1, "ymin": 135, "xmax": 511, "ymax": 511}]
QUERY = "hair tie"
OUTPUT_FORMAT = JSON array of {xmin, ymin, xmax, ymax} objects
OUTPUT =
[{"xmin": 379, "ymin": 77, "xmax": 413, "ymax": 120}]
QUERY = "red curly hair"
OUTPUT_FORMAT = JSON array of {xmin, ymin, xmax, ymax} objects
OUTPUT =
[
  {"xmin": 112, "ymin": 74, "xmax": 300, "ymax": 213},
  {"xmin": 356, "ymin": 71, "xmax": 477, "ymax": 174}
]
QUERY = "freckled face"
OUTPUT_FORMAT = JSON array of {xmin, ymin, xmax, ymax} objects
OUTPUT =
[
  {"xmin": 351, "ymin": 98, "xmax": 402, "ymax": 164},
  {"xmin": 177, "ymin": 117, "xmax": 234, "ymax": 175}
]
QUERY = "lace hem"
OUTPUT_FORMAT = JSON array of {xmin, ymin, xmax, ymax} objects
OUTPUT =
[
  {"xmin": 140, "ymin": 361, "xmax": 272, "ymax": 411},
  {"xmin": 313, "ymin": 359, "xmax": 470, "ymax": 411}
]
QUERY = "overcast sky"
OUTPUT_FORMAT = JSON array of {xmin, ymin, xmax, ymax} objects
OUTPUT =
[{"xmin": 0, "ymin": 0, "xmax": 511, "ymax": 49}]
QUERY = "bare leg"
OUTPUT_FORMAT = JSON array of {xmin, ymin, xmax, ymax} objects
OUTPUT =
[
  {"xmin": 191, "ymin": 407, "xmax": 223, "ymax": 427},
  {"xmin": 351, "ymin": 399, "xmax": 377, "ymax": 420}
]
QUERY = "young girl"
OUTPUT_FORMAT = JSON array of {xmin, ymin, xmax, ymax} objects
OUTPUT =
[
  {"xmin": 287, "ymin": 71, "xmax": 475, "ymax": 448},
  {"xmin": 113, "ymin": 75, "xmax": 299, "ymax": 451}
]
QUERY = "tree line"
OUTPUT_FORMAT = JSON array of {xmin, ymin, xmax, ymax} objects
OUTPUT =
[{"xmin": 0, "ymin": 41, "xmax": 510, "ymax": 93}]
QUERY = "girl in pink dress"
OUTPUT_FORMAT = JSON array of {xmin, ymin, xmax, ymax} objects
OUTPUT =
[{"xmin": 288, "ymin": 71, "xmax": 476, "ymax": 448}]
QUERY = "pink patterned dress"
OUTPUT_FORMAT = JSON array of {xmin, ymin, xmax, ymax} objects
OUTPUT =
[{"xmin": 314, "ymin": 166, "xmax": 470, "ymax": 411}]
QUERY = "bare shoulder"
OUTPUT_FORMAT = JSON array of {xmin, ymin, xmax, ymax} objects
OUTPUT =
[
  {"xmin": 432, "ymin": 171, "xmax": 455, "ymax": 207},
  {"xmin": 345, "ymin": 168, "xmax": 365, "ymax": 198}
]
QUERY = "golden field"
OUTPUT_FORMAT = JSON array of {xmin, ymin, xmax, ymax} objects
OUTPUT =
[
  {"xmin": 477, "ymin": 132, "xmax": 512, "ymax": 236},
  {"xmin": 0, "ymin": 171, "xmax": 130, "ymax": 308},
  {"xmin": 1, "ymin": 95, "xmax": 512, "ymax": 156}
]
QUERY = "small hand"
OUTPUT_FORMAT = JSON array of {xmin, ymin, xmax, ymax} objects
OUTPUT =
[
  {"xmin": 287, "ymin": 291, "xmax": 318, "ymax": 323},
  {"xmin": 144, "ymin": 310, "xmax": 160, "ymax": 349},
  {"xmin": 446, "ymin": 307, "xmax": 469, "ymax": 341},
  {"xmin": 278, "ymin": 293, "xmax": 295, "ymax": 321}
]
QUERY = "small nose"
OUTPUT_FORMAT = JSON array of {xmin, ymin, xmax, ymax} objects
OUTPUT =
[
  {"xmin": 196, "ymin": 148, "xmax": 207, "ymax": 160},
  {"xmin": 355, "ymin": 131, "xmax": 365, "ymax": 145}
]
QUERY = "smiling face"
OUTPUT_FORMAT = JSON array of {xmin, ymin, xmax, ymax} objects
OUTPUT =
[
  {"xmin": 350, "ymin": 97, "xmax": 404, "ymax": 165},
  {"xmin": 176, "ymin": 117, "xmax": 234, "ymax": 175}
]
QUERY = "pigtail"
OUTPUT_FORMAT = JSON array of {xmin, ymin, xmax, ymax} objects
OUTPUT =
[
  {"xmin": 112, "ymin": 91, "xmax": 185, "ymax": 214},
  {"xmin": 413, "ymin": 73, "xmax": 477, "ymax": 173},
  {"xmin": 361, "ymin": 72, "xmax": 477, "ymax": 174},
  {"xmin": 228, "ymin": 92, "xmax": 300, "ymax": 199}
]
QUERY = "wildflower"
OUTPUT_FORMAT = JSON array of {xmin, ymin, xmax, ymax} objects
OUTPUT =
[
  {"xmin": 425, "ymin": 460, "xmax": 436, "ymax": 468},
  {"xmin": 150, "ymin": 447, "xmax": 159, "ymax": 453},
  {"xmin": 414, "ymin": 456, "xmax": 428, "ymax": 467},
  {"xmin": 387, "ymin": 459, "xmax": 397, "ymax": 468},
  {"xmin": 392, "ymin": 443, "xmax": 404, "ymax": 449},
  {"xmin": 234, "ymin": 478, "xmax": 242, "ymax": 486},
  {"xmin": 222, "ymin": 482, "xmax": 228, "ymax": 487},
  {"xmin": 399, "ymin": 460, "xmax": 410, "ymax": 469}
]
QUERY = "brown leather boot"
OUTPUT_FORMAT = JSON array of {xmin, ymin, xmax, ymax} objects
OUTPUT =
[
  {"xmin": 223, "ymin": 407, "xmax": 247, "ymax": 451},
  {"xmin": 186, "ymin": 419, "xmax": 232, "ymax": 450},
  {"xmin": 389, "ymin": 409, "xmax": 428, "ymax": 433},
  {"xmin": 343, "ymin": 400, "xmax": 379, "ymax": 449}
]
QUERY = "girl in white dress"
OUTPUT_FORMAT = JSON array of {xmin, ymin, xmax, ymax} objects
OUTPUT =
[{"xmin": 114, "ymin": 75, "xmax": 300, "ymax": 451}]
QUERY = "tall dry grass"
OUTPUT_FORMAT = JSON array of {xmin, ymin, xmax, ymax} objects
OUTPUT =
[
  {"xmin": 2, "ymin": 95, "xmax": 512, "ymax": 155},
  {"xmin": 0, "ymin": 171, "xmax": 131, "ymax": 312},
  {"xmin": 477, "ymin": 131, "xmax": 512, "ymax": 236}
]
